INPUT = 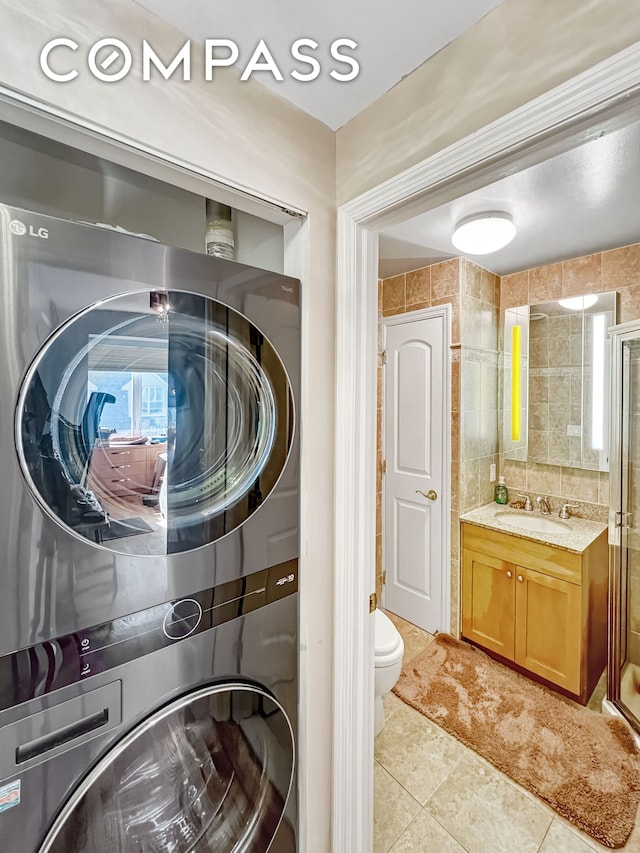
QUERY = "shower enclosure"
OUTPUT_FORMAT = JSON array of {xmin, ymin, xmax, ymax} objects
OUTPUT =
[{"xmin": 608, "ymin": 320, "xmax": 640, "ymax": 734}]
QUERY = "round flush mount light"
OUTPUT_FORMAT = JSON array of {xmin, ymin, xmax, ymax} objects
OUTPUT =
[
  {"xmin": 451, "ymin": 212, "xmax": 516, "ymax": 255},
  {"xmin": 558, "ymin": 295, "xmax": 598, "ymax": 311}
]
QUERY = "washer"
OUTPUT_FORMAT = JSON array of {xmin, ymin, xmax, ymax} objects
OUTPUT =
[
  {"xmin": 0, "ymin": 566, "xmax": 298, "ymax": 851},
  {"xmin": 0, "ymin": 203, "xmax": 300, "ymax": 851}
]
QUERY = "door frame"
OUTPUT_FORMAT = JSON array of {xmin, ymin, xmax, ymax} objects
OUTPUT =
[
  {"xmin": 381, "ymin": 305, "xmax": 451, "ymax": 632},
  {"xmin": 333, "ymin": 41, "xmax": 640, "ymax": 853}
]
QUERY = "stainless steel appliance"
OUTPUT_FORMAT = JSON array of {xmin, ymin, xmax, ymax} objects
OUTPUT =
[{"xmin": 0, "ymin": 203, "xmax": 300, "ymax": 851}]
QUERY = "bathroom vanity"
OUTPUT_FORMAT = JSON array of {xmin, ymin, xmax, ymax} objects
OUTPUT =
[{"xmin": 460, "ymin": 505, "xmax": 608, "ymax": 704}]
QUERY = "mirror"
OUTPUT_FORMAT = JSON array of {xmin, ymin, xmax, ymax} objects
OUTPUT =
[{"xmin": 502, "ymin": 291, "xmax": 617, "ymax": 472}]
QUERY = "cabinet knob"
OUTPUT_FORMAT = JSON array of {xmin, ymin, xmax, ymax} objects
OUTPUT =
[
  {"xmin": 517, "ymin": 575, "xmax": 524, "ymax": 583},
  {"xmin": 506, "ymin": 571, "xmax": 512, "ymax": 578}
]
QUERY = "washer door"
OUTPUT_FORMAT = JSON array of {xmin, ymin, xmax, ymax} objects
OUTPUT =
[
  {"xmin": 39, "ymin": 683, "xmax": 295, "ymax": 853},
  {"xmin": 16, "ymin": 290, "xmax": 294, "ymax": 554}
]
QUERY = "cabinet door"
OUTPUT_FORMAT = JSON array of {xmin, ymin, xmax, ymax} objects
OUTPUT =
[
  {"xmin": 462, "ymin": 549, "xmax": 515, "ymax": 660},
  {"xmin": 514, "ymin": 566, "xmax": 581, "ymax": 694}
]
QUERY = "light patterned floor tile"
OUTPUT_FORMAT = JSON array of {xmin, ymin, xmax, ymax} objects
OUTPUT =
[
  {"xmin": 426, "ymin": 753, "xmax": 552, "ymax": 853},
  {"xmin": 539, "ymin": 820, "xmax": 602, "ymax": 853},
  {"xmin": 382, "ymin": 690, "xmax": 405, "ymax": 724},
  {"xmin": 388, "ymin": 809, "xmax": 466, "ymax": 853},
  {"xmin": 375, "ymin": 701, "xmax": 467, "ymax": 804},
  {"xmin": 384, "ymin": 610, "xmax": 434, "ymax": 664},
  {"xmin": 374, "ymin": 761, "xmax": 421, "ymax": 853}
]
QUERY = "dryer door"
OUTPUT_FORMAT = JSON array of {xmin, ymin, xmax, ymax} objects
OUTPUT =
[
  {"xmin": 39, "ymin": 683, "xmax": 295, "ymax": 853},
  {"xmin": 16, "ymin": 289, "xmax": 294, "ymax": 555}
]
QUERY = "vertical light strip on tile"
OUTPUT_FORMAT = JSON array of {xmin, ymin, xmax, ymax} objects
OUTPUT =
[
  {"xmin": 591, "ymin": 313, "xmax": 605, "ymax": 450},
  {"xmin": 511, "ymin": 325, "xmax": 521, "ymax": 442}
]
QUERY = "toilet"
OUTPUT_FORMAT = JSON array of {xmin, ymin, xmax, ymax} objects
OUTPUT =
[{"xmin": 374, "ymin": 609, "xmax": 404, "ymax": 735}]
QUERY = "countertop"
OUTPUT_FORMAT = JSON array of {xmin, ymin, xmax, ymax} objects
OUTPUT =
[{"xmin": 459, "ymin": 502, "xmax": 607, "ymax": 554}]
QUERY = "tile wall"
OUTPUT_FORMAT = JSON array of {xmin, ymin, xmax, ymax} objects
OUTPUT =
[
  {"xmin": 498, "ymin": 243, "xmax": 640, "ymax": 522},
  {"xmin": 378, "ymin": 241, "xmax": 640, "ymax": 635}
]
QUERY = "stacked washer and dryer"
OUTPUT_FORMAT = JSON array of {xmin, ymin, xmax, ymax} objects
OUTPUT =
[{"xmin": 0, "ymin": 203, "xmax": 300, "ymax": 852}]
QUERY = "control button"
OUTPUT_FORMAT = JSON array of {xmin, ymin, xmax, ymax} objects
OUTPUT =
[{"xmin": 162, "ymin": 599, "xmax": 202, "ymax": 640}]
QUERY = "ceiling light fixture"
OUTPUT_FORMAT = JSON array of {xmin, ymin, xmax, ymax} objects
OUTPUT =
[
  {"xmin": 451, "ymin": 212, "xmax": 516, "ymax": 255},
  {"xmin": 558, "ymin": 295, "xmax": 598, "ymax": 310}
]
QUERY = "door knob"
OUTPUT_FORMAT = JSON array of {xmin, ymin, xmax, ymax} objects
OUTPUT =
[
  {"xmin": 416, "ymin": 489, "xmax": 438, "ymax": 501},
  {"xmin": 506, "ymin": 571, "xmax": 512, "ymax": 578},
  {"xmin": 517, "ymin": 575, "xmax": 524, "ymax": 583}
]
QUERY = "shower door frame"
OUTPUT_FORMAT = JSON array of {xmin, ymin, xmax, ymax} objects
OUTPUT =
[{"xmin": 608, "ymin": 319, "xmax": 640, "ymax": 732}]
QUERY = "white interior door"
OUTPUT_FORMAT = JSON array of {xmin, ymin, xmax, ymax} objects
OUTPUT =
[{"xmin": 383, "ymin": 311, "xmax": 448, "ymax": 633}]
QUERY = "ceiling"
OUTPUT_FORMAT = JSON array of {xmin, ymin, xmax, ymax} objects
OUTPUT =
[
  {"xmin": 134, "ymin": 0, "xmax": 503, "ymax": 130},
  {"xmin": 379, "ymin": 118, "xmax": 640, "ymax": 278}
]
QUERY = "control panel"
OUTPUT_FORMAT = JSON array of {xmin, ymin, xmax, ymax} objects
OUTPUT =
[{"xmin": 0, "ymin": 560, "xmax": 297, "ymax": 711}]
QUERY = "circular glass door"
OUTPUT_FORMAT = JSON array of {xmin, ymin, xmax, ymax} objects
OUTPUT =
[
  {"xmin": 40, "ymin": 683, "xmax": 295, "ymax": 853},
  {"xmin": 16, "ymin": 290, "xmax": 294, "ymax": 555}
]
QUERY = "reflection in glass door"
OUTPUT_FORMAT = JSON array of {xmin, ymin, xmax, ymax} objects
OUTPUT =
[
  {"xmin": 609, "ymin": 327, "xmax": 640, "ymax": 732},
  {"xmin": 16, "ymin": 290, "xmax": 293, "ymax": 557}
]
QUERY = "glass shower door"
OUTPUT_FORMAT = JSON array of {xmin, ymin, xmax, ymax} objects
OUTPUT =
[{"xmin": 609, "ymin": 328, "xmax": 640, "ymax": 731}]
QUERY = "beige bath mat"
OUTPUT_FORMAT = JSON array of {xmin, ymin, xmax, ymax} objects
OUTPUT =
[{"xmin": 393, "ymin": 633, "xmax": 640, "ymax": 848}]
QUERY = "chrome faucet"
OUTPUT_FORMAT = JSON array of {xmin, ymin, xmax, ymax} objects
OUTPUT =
[
  {"xmin": 516, "ymin": 493, "xmax": 533, "ymax": 511},
  {"xmin": 536, "ymin": 495, "xmax": 551, "ymax": 514},
  {"xmin": 559, "ymin": 503, "xmax": 579, "ymax": 519}
]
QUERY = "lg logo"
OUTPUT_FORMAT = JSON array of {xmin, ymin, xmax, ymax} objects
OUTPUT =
[{"xmin": 9, "ymin": 220, "xmax": 49, "ymax": 240}]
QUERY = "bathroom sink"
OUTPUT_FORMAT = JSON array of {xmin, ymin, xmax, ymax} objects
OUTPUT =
[{"xmin": 493, "ymin": 512, "xmax": 571, "ymax": 535}]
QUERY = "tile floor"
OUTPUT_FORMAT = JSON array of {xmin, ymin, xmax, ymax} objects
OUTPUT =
[{"xmin": 374, "ymin": 612, "xmax": 640, "ymax": 853}]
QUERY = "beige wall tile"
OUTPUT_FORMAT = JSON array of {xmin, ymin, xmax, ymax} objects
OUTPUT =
[
  {"xmin": 560, "ymin": 467, "xmax": 600, "ymax": 504},
  {"xmin": 383, "ymin": 274, "xmax": 405, "ymax": 313},
  {"xmin": 383, "ymin": 306, "xmax": 405, "ymax": 318},
  {"xmin": 526, "ymin": 461, "xmax": 562, "ymax": 495},
  {"xmin": 461, "ymin": 458, "xmax": 481, "ymax": 510},
  {"xmin": 378, "ymin": 278, "xmax": 383, "ymax": 310},
  {"xmin": 431, "ymin": 259, "xmax": 460, "ymax": 300},
  {"xmin": 502, "ymin": 458, "xmax": 527, "ymax": 492},
  {"xmin": 462, "ymin": 258, "xmax": 482, "ymax": 298},
  {"xmin": 451, "ymin": 510, "xmax": 459, "ymax": 561},
  {"xmin": 529, "ymin": 338, "xmax": 548, "ymax": 368},
  {"xmin": 500, "ymin": 271, "xmax": 529, "ymax": 308},
  {"xmin": 528, "ymin": 430, "xmax": 549, "ymax": 461},
  {"xmin": 404, "ymin": 300, "xmax": 431, "ymax": 314},
  {"xmin": 599, "ymin": 473, "xmax": 610, "ymax": 506},
  {"xmin": 481, "ymin": 268, "xmax": 499, "ymax": 306},
  {"xmin": 479, "ymin": 457, "xmax": 496, "ymax": 505},
  {"xmin": 451, "ymin": 458, "xmax": 460, "ymax": 512},
  {"xmin": 450, "ymin": 559, "xmax": 460, "ymax": 637},
  {"xmin": 451, "ymin": 410, "xmax": 460, "ymax": 462},
  {"xmin": 602, "ymin": 242, "xmax": 640, "ymax": 291},
  {"xmin": 451, "ymin": 360, "xmax": 460, "ymax": 412},
  {"xmin": 619, "ymin": 284, "xmax": 640, "ymax": 325},
  {"xmin": 529, "ymin": 262, "xmax": 562, "ymax": 303},
  {"xmin": 406, "ymin": 267, "xmax": 431, "ymax": 307},
  {"xmin": 433, "ymin": 295, "xmax": 460, "ymax": 343},
  {"xmin": 561, "ymin": 253, "xmax": 602, "ymax": 296}
]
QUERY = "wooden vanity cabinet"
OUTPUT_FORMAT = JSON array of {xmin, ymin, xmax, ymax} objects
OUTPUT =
[{"xmin": 461, "ymin": 522, "xmax": 608, "ymax": 704}]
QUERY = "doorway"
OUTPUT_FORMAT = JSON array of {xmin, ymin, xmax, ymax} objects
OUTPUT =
[
  {"xmin": 333, "ymin": 45, "xmax": 640, "ymax": 853},
  {"xmin": 382, "ymin": 307, "xmax": 450, "ymax": 633}
]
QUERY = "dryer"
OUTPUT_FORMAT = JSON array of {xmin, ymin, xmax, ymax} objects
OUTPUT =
[{"xmin": 0, "ymin": 203, "xmax": 300, "ymax": 851}]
